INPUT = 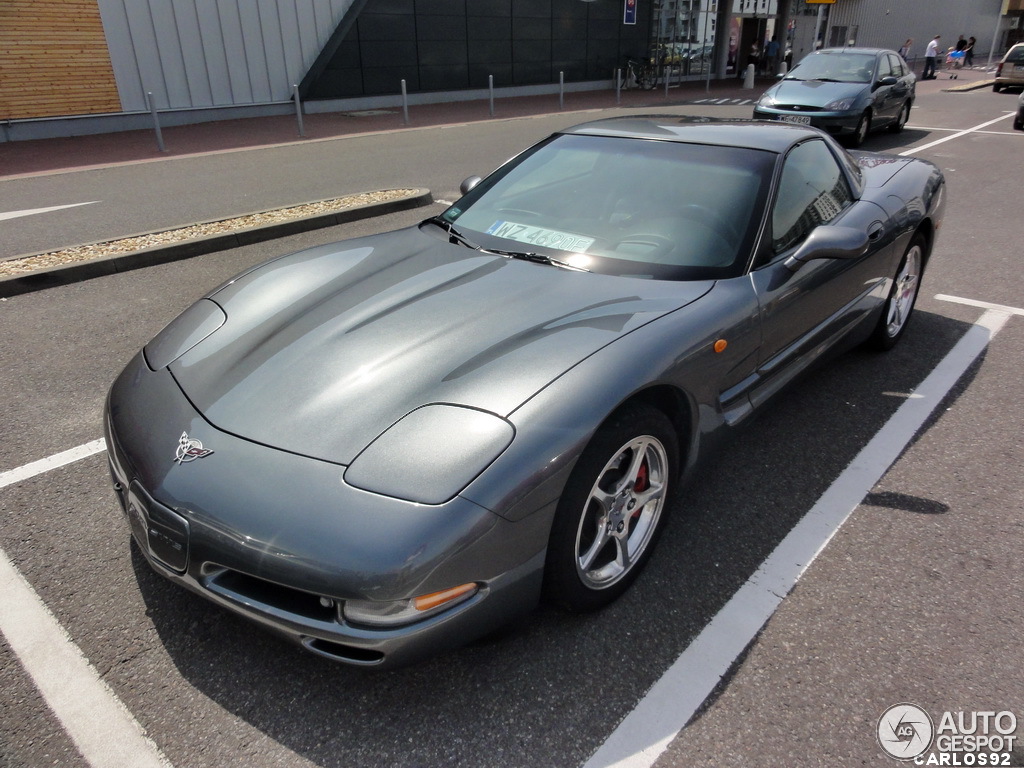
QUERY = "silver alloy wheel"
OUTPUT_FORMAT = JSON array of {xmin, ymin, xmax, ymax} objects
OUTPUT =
[
  {"xmin": 885, "ymin": 242, "xmax": 922, "ymax": 338},
  {"xmin": 573, "ymin": 434, "xmax": 669, "ymax": 590},
  {"xmin": 854, "ymin": 113, "xmax": 871, "ymax": 145}
]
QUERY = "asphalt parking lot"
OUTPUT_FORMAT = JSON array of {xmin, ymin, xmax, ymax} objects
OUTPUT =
[{"xmin": 1, "ymin": 73, "xmax": 1022, "ymax": 768}]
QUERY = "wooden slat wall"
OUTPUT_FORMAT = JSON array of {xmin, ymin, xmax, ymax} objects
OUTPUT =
[{"xmin": 0, "ymin": 0, "xmax": 121, "ymax": 120}]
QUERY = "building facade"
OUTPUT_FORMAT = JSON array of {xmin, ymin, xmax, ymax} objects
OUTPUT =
[{"xmin": 0, "ymin": 0, "xmax": 1014, "ymax": 141}]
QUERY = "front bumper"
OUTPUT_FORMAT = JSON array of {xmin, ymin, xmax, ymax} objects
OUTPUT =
[
  {"xmin": 752, "ymin": 106, "xmax": 861, "ymax": 136},
  {"xmin": 104, "ymin": 353, "xmax": 546, "ymax": 668}
]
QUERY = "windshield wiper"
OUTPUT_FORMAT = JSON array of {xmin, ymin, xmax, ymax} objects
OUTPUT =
[
  {"xmin": 425, "ymin": 217, "xmax": 589, "ymax": 271},
  {"xmin": 426, "ymin": 216, "xmax": 483, "ymax": 251},
  {"xmin": 489, "ymin": 248, "xmax": 590, "ymax": 272}
]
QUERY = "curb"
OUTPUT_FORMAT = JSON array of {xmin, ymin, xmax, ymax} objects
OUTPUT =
[
  {"xmin": 0, "ymin": 188, "xmax": 434, "ymax": 298},
  {"xmin": 943, "ymin": 78, "xmax": 994, "ymax": 92}
]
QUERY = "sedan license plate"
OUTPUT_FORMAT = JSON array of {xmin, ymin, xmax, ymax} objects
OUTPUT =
[{"xmin": 779, "ymin": 114, "xmax": 812, "ymax": 124}]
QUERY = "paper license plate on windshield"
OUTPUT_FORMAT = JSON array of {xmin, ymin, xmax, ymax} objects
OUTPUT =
[
  {"xmin": 486, "ymin": 221, "xmax": 594, "ymax": 253},
  {"xmin": 778, "ymin": 114, "xmax": 812, "ymax": 124}
]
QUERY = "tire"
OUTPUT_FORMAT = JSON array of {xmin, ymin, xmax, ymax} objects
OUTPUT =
[
  {"xmin": 543, "ymin": 403, "xmax": 679, "ymax": 612},
  {"xmin": 849, "ymin": 111, "xmax": 871, "ymax": 148},
  {"xmin": 993, "ymin": 82, "xmax": 1003, "ymax": 93},
  {"xmin": 888, "ymin": 101, "xmax": 910, "ymax": 133},
  {"xmin": 868, "ymin": 233, "xmax": 926, "ymax": 351}
]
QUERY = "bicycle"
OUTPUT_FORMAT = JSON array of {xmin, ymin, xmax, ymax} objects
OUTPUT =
[{"xmin": 623, "ymin": 57, "xmax": 659, "ymax": 90}]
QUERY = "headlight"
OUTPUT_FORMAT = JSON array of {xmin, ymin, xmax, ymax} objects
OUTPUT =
[
  {"xmin": 343, "ymin": 583, "xmax": 479, "ymax": 627},
  {"xmin": 824, "ymin": 98, "xmax": 855, "ymax": 111},
  {"xmin": 757, "ymin": 92, "xmax": 776, "ymax": 107},
  {"xmin": 344, "ymin": 404, "xmax": 514, "ymax": 504},
  {"xmin": 144, "ymin": 299, "xmax": 226, "ymax": 370}
]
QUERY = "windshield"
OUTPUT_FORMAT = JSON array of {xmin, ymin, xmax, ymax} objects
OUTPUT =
[
  {"xmin": 788, "ymin": 52, "xmax": 877, "ymax": 83},
  {"xmin": 438, "ymin": 133, "xmax": 774, "ymax": 280}
]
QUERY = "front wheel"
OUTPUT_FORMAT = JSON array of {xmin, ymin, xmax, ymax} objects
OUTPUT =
[
  {"xmin": 543, "ymin": 403, "xmax": 678, "ymax": 612},
  {"xmin": 848, "ymin": 111, "xmax": 872, "ymax": 147},
  {"xmin": 868, "ymin": 233, "xmax": 925, "ymax": 351}
]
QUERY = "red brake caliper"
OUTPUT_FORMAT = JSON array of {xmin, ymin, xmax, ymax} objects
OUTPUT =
[{"xmin": 631, "ymin": 459, "xmax": 649, "ymax": 517}]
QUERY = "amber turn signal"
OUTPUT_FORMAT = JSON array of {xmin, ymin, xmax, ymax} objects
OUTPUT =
[{"xmin": 413, "ymin": 583, "xmax": 478, "ymax": 612}]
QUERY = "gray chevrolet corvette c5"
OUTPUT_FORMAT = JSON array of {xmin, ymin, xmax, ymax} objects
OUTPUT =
[{"xmin": 105, "ymin": 117, "xmax": 946, "ymax": 668}]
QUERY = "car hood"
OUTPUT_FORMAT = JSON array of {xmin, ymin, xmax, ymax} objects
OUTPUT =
[
  {"xmin": 167, "ymin": 226, "xmax": 710, "ymax": 465},
  {"xmin": 767, "ymin": 78, "xmax": 867, "ymax": 107}
]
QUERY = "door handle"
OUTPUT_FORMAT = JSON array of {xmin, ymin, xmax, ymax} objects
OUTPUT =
[{"xmin": 867, "ymin": 223, "xmax": 884, "ymax": 241}]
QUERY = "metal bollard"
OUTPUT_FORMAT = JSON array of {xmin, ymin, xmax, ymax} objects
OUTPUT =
[
  {"xmin": 742, "ymin": 63, "xmax": 756, "ymax": 89},
  {"xmin": 401, "ymin": 80, "xmax": 410, "ymax": 125},
  {"xmin": 616, "ymin": 68, "xmax": 622, "ymax": 104},
  {"xmin": 559, "ymin": 71, "xmax": 564, "ymax": 110},
  {"xmin": 146, "ymin": 92, "xmax": 166, "ymax": 152},
  {"xmin": 489, "ymin": 75, "xmax": 495, "ymax": 117},
  {"xmin": 292, "ymin": 84, "xmax": 305, "ymax": 137}
]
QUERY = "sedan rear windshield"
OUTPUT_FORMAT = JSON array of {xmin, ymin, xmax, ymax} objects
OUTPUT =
[{"xmin": 440, "ymin": 133, "xmax": 774, "ymax": 281}]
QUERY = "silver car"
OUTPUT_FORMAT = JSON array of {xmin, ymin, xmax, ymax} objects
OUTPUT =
[{"xmin": 105, "ymin": 118, "xmax": 945, "ymax": 668}]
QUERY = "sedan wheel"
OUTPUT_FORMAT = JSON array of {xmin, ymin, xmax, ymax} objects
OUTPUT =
[
  {"xmin": 544, "ymin": 403, "xmax": 678, "ymax": 611},
  {"xmin": 869, "ymin": 234, "xmax": 925, "ymax": 350},
  {"xmin": 849, "ymin": 111, "xmax": 871, "ymax": 148}
]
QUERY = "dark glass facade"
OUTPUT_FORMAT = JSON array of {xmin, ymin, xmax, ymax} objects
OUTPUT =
[{"xmin": 302, "ymin": 0, "xmax": 652, "ymax": 100}]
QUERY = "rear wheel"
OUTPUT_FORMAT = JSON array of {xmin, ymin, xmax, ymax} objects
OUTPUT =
[
  {"xmin": 543, "ymin": 403, "xmax": 678, "ymax": 612},
  {"xmin": 868, "ymin": 233, "xmax": 925, "ymax": 350},
  {"xmin": 993, "ymin": 82, "xmax": 1003, "ymax": 93},
  {"xmin": 888, "ymin": 101, "xmax": 911, "ymax": 133}
]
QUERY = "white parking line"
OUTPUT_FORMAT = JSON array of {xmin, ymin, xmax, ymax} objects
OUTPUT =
[
  {"xmin": 584, "ymin": 303, "xmax": 1016, "ymax": 768},
  {"xmin": 0, "ymin": 439, "xmax": 171, "ymax": 767},
  {"xmin": 0, "ymin": 551, "xmax": 171, "ymax": 767},
  {"xmin": 0, "ymin": 202, "xmax": 99, "ymax": 222},
  {"xmin": 899, "ymin": 113, "xmax": 1013, "ymax": 155},
  {"xmin": 0, "ymin": 439, "xmax": 106, "ymax": 490}
]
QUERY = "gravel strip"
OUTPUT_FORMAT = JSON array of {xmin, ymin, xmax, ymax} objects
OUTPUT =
[{"xmin": 0, "ymin": 189, "xmax": 419, "ymax": 277}]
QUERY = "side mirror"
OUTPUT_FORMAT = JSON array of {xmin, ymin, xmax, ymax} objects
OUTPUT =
[
  {"xmin": 876, "ymin": 76, "xmax": 899, "ymax": 88},
  {"xmin": 784, "ymin": 225, "xmax": 870, "ymax": 272},
  {"xmin": 460, "ymin": 175, "xmax": 483, "ymax": 195}
]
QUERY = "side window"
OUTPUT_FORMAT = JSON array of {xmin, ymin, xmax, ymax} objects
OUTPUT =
[
  {"xmin": 771, "ymin": 140, "xmax": 854, "ymax": 253},
  {"xmin": 888, "ymin": 54, "xmax": 906, "ymax": 77},
  {"xmin": 878, "ymin": 55, "xmax": 894, "ymax": 79}
]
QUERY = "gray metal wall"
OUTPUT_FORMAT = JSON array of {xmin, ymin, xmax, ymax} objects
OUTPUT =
[
  {"xmin": 96, "ymin": 0, "xmax": 354, "ymax": 112},
  {"xmin": 825, "ymin": 0, "xmax": 1002, "ymax": 63}
]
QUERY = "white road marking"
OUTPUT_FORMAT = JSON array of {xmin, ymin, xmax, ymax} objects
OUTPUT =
[
  {"xmin": 899, "ymin": 113, "xmax": 1013, "ymax": 155},
  {"xmin": 0, "ymin": 550, "xmax": 171, "ymax": 768},
  {"xmin": 935, "ymin": 293, "xmax": 1024, "ymax": 316},
  {"xmin": 0, "ymin": 438, "xmax": 171, "ymax": 767},
  {"xmin": 584, "ymin": 304, "xmax": 1015, "ymax": 768},
  {"xmin": 0, "ymin": 201, "xmax": 99, "ymax": 222},
  {"xmin": 0, "ymin": 439, "xmax": 106, "ymax": 490}
]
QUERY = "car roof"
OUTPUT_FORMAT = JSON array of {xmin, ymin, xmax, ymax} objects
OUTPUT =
[
  {"xmin": 559, "ymin": 116, "xmax": 823, "ymax": 154},
  {"xmin": 809, "ymin": 47, "xmax": 890, "ymax": 56}
]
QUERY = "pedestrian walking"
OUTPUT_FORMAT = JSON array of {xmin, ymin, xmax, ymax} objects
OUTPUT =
[
  {"xmin": 898, "ymin": 38, "xmax": 913, "ymax": 62},
  {"xmin": 764, "ymin": 35, "xmax": 780, "ymax": 75},
  {"xmin": 923, "ymin": 35, "xmax": 941, "ymax": 79},
  {"xmin": 965, "ymin": 36, "xmax": 976, "ymax": 67}
]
